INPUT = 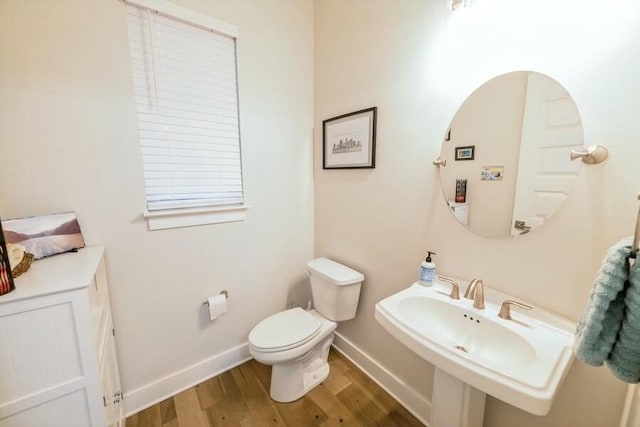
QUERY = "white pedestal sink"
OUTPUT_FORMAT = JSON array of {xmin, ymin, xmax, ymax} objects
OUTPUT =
[
  {"xmin": 432, "ymin": 368, "xmax": 486, "ymax": 427},
  {"xmin": 375, "ymin": 279, "xmax": 575, "ymax": 427}
]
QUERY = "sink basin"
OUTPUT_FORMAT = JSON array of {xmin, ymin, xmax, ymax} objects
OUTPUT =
[
  {"xmin": 375, "ymin": 280, "xmax": 575, "ymax": 416},
  {"xmin": 397, "ymin": 296, "xmax": 537, "ymax": 372}
]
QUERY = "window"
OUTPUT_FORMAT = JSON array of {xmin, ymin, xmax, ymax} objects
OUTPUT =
[{"xmin": 125, "ymin": 1, "xmax": 247, "ymax": 230}]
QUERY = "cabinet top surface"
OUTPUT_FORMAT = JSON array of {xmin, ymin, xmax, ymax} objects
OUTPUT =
[{"xmin": 0, "ymin": 246, "xmax": 105, "ymax": 304}]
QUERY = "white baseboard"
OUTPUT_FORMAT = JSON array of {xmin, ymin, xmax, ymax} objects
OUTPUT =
[
  {"xmin": 123, "ymin": 334, "xmax": 432, "ymax": 425},
  {"xmin": 123, "ymin": 343, "xmax": 251, "ymax": 418},
  {"xmin": 332, "ymin": 331, "xmax": 431, "ymax": 426}
]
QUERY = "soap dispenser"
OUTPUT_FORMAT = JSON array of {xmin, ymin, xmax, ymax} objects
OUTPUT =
[{"xmin": 419, "ymin": 251, "xmax": 437, "ymax": 285}]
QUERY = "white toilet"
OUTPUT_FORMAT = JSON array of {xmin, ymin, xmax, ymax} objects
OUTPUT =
[{"xmin": 248, "ymin": 257, "xmax": 364, "ymax": 403}]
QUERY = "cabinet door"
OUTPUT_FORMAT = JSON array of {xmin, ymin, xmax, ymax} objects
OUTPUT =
[{"xmin": 100, "ymin": 325, "xmax": 123, "ymax": 427}]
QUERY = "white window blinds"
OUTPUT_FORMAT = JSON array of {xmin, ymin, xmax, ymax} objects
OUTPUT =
[{"xmin": 126, "ymin": 4, "xmax": 243, "ymax": 211}]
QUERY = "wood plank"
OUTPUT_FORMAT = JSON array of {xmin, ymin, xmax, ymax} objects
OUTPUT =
[
  {"xmin": 232, "ymin": 363, "xmax": 287, "ymax": 426},
  {"xmin": 129, "ymin": 404, "xmax": 162, "ymax": 427},
  {"xmin": 196, "ymin": 375, "xmax": 225, "ymax": 410},
  {"xmin": 308, "ymin": 383, "xmax": 363, "ymax": 427},
  {"xmin": 163, "ymin": 418, "xmax": 179, "ymax": 427},
  {"xmin": 218, "ymin": 370, "xmax": 254, "ymax": 425},
  {"xmin": 301, "ymin": 396, "xmax": 329, "ymax": 425},
  {"xmin": 387, "ymin": 408, "xmax": 425, "ymax": 427},
  {"xmin": 204, "ymin": 401, "xmax": 242, "ymax": 427},
  {"xmin": 322, "ymin": 365, "xmax": 352, "ymax": 394},
  {"xmin": 244, "ymin": 359, "xmax": 272, "ymax": 392},
  {"xmin": 126, "ymin": 349, "xmax": 423, "ymax": 427},
  {"xmin": 272, "ymin": 398, "xmax": 320, "ymax": 426},
  {"xmin": 334, "ymin": 351, "xmax": 423, "ymax": 427},
  {"xmin": 337, "ymin": 382, "xmax": 386, "ymax": 427},
  {"xmin": 159, "ymin": 398, "xmax": 177, "ymax": 425},
  {"xmin": 173, "ymin": 388, "xmax": 208, "ymax": 427},
  {"xmin": 245, "ymin": 359, "xmax": 326, "ymax": 426},
  {"xmin": 341, "ymin": 354, "xmax": 403, "ymax": 410}
]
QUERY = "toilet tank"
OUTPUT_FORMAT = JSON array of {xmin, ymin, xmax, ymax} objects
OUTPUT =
[{"xmin": 307, "ymin": 258, "xmax": 364, "ymax": 321}]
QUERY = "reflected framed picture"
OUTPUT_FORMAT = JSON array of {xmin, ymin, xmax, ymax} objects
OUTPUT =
[
  {"xmin": 455, "ymin": 145, "xmax": 475, "ymax": 161},
  {"xmin": 481, "ymin": 166, "xmax": 504, "ymax": 181},
  {"xmin": 323, "ymin": 107, "xmax": 377, "ymax": 169}
]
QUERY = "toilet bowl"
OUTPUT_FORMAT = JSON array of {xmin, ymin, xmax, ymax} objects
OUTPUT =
[
  {"xmin": 249, "ymin": 308, "xmax": 336, "ymax": 402},
  {"xmin": 248, "ymin": 258, "xmax": 364, "ymax": 403}
]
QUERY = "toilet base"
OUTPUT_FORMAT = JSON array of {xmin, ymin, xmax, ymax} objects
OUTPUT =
[{"xmin": 269, "ymin": 333, "xmax": 334, "ymax": 403}]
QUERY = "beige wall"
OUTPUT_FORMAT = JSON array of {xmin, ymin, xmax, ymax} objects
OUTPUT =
[
  {"xmin": 441, "ymin": 72, "xmax": 527, "ymax": 237},
  {"xmin": 0, "ymin": 0, "xmax": 314, "ymax": 396},
  {"xmin": 315, "ymin": 0, "xmax": 639, "ymax": 426},
  {"xmin": 2, "ymin": 0, "xmax": 638, "ymax": 425}
]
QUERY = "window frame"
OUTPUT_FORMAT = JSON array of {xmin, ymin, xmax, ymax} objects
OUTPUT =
[{"xmin": 124, "ymin": 0, "xmax": 249, "ymax": 230}]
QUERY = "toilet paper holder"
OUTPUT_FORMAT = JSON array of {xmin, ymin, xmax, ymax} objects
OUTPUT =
[{"xmin": 203, "ymin": 290, "xmax": 228, "ymax": 306}]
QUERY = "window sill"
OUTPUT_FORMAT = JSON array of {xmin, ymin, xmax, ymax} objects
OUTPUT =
[{"xmin": 143, "ymin": 204, "xmax": 250, "ymax": 231}]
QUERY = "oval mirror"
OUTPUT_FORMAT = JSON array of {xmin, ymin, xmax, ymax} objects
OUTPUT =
[{"xmin": 438, "ymin": 71, "xmax": 583, "ymax": 239}]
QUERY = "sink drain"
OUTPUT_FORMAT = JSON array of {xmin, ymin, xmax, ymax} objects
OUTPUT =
[{"xmin": 454, "ymin": 345, "xmax": 468, "ymax": 353}]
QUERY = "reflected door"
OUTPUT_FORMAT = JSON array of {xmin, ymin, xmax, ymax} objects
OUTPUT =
[{"xmin": 510, "ymin": 72, "xmax": 583, "ymax": 236}]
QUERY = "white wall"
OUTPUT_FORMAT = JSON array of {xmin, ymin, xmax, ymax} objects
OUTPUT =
[
  {"xmin": 441, "ymin": 72, "xmax": 527, "ymax": 237},
  {"xmin": 0, "ymin": 0, "xmax": 314, "ymax": 408},
  {"xmin": 315, "ymin": 0, "xmax": 639, "ymax": 426}
]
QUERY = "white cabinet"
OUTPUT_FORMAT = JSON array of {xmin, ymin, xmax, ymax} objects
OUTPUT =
[{"xmin": 0, "ymin": 246, "xmax": 123, "ymax": 427}]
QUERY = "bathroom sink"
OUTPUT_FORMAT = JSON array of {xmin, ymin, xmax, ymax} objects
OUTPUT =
[
  {"xmin": 397, "ymin": 296, "xmax": 537, "ymax": 372},
  {"xmin": 375, "ymin": 280, "xmax": 575, "ymax": 416}
]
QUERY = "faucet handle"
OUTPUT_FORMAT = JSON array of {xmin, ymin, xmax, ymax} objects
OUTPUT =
[
  {"xmin": 438, "ymin": 276, "xmax": 460, "ymax": 300},
  {"xmin": 498, "ymin": 300, "xmax": 532, "ymax": 320}
]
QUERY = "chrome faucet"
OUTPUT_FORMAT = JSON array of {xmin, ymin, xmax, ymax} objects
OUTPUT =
[{"xmin": 463, "ymin": 279, "xmax": 485, "ymax": 310}]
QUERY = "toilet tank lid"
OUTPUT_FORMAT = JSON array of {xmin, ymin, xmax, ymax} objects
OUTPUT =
[{"xmin": 307, "ymin": 258, "xmax": 364, "ymax": 286}]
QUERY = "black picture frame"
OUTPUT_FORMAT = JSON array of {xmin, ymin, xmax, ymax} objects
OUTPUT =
[
  {"xmin": 323, "ymin": 107, "xmax": 377, "ymax": 169},
  {"xmin": 0, "ymin": 220, "xmax": 15, "ymax": 296},
  {"xmin": 455, "ymin": 145, "xmax": 475, "ymax": 161}
]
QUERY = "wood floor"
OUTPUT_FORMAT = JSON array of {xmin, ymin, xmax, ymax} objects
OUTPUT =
[{"xmin": 126, "ymin": 349, "xmax": 424, "ymax": 427}]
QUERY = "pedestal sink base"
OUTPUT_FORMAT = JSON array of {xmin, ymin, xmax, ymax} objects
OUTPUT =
[{"xmin": 432, "ymin": 368, "xmax": 486, "ymax": 427}]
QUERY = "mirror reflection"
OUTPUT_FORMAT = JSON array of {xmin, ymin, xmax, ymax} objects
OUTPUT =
[{"xmin": 439, "ymin": 71, "xmax": 584, "ymax": 239}]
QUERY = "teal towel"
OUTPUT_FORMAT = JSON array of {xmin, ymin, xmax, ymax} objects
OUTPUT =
[
  {"xmin": 607, "ymin": 257, "xmax": 640, "ymax": 382},
  {"xmin": 574, "ymin": 239, "xmax": 632, "ymax": 367}
]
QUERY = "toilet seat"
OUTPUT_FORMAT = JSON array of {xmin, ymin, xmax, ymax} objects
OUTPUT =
[{"xmin": 249, "ymin": 307, "xmax": 322, "ymax": 353}]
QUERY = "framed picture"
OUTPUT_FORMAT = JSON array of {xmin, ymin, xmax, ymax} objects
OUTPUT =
[
  {"xmin": 455, "ymin": 145, "xmax": 475, "ymax": 161},
  {"xmin": 323, "ymin": 107, "xmax": 377, "ymax": 169},
  {"xmin": 2, "ymin": 212, "xmax": 85, "ymax": 260},
  {"xmin": 481, "ymin": 166, "xmax": 504, "ymax": 181},
  {"xmin": 0, "ymin": 220, "xmax": 15, "ymax": 296}
]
